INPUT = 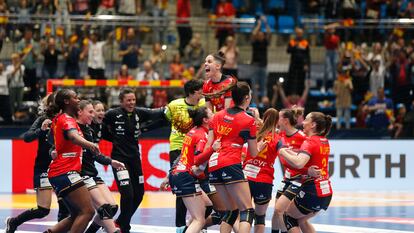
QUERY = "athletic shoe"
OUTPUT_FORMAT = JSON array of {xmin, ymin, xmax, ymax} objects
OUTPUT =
[
  {"xmin": 5, "ymin": 217, "xmax": 17, "ymax": 233},
  {"xmin": 176, "ymin": 226, "xmax": 186, "ymax": 233}
]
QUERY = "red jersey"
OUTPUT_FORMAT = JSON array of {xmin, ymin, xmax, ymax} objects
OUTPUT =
[
  {"xmin": 202, "ymin": 75, "xmax": 235, "ymax": 112},
  {"xmin": 300, "ymin": 135, "xmax": 332, "ymax": 197},
  {"xmin": 243, "ymin": 132, "xmax": 281, "ymax": 184},
  {"xmin": 173, "ymin": 126, "xmax": 208, "ymax": 178},
  {"xmin": 280, "ymin": 130, "xmax": 307, "ymax": 180},
  {"xmin": 48, "ymin": 113, "xmax": 83, "ymax": 178},
  {"xmin": 208, "ymin": 107, "xmax": 256, "ymax": 172}
]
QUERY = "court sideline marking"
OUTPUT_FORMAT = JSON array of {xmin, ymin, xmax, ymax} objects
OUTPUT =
[{"xmin": 1, "ymin": 221, "xmax": 411, "ymax": 233}]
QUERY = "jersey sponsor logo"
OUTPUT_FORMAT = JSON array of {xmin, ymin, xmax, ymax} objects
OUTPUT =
[
  {"xmin": 119, "ymin": 180, "xmax": 129, "ymax": 186},
  {"xmin": 116, "ymin": 114, "xmax": 122, "ymax": 118},
  {"xmin": 67, "ymin": 173, "xmax": 82, "ymax": 184},
  {"xmin": 115, "ymin": 121, "xmax": 125, "ymax": 124},
  {"xmin": 116, "ymin": 170, "xmax": 130, "ymax": 181},
  {"xmin": 62, "ymin": 152, "xmax": 77, "ymax": 157}
]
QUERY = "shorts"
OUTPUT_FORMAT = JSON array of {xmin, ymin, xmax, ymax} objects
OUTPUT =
[
  {"xmin": 248, "ymin": 181, "xmax": 273, "ymax": 205},
  {"xmin": 294, "ymin": 184, "xmax": 332, "ymax": 215},
  {"xmin": 49, "ymin": 171, "xmax": 85, "ymax": 198},
  {"xmin": 83, "ymin": 176, "xmax": 105, "ymax": 190},
  {"xmin": 275, "ymin": 179, "xmax": 303, "ymax": 200},
  {"xmin": 34, "ymin": 169, "xmax": 52, "ymax": 190},
  {"xmin": 169, "ymin": 171, "xmax": 202, "ymax": 197},
  {"xmin": 208, "ymin": 164, "xmax": 247, "ymax": 185},
  {"xmin": 198, "ymin": 178, "xmax": 217, "ymax": 195}
]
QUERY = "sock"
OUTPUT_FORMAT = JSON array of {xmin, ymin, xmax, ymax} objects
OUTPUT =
[
  {"xmin": 12, "ymin": 206, "xmax": 49, "ymax": 227},
  {"xmin": 85, "ymin": 222, "xmax": 101, "ymax": 233}
]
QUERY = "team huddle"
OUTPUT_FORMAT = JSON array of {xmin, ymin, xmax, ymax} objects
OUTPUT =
[{"xmin": 5, "ymin": 51, "xmax": 333, "ymax": 233}]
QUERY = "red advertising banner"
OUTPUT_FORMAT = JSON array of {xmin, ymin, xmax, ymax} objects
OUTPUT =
[{"xmin": 11, "ymin": 139, "xmax": 171, "ymax": 193}]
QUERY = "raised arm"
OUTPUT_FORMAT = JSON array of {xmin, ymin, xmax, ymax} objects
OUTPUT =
[{"xmin": 23, "ymin": 117, "xmax": 50, "ymax": 142}]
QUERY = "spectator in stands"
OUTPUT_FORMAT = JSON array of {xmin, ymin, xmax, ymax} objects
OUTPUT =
[
  {"xmin": 72, "ymin": 0, "xmax": 89, "ymax": 15},
  {"xmin": 35, "ymin": 0, "xmax": 55, "ymax": 36},
  {"xmin": 96, "ymin": 0, "xmax": 115, "ymax": 15},
  {"xmin": 215, "ymin": 0, "xmax": 236, "ymax": 49},
  {"xmin": 251, "ymin": 15, "xmax": 271, "ymax": 102},
  {"xmin": 277, "ymin": 79, "xmax": 310, "ymax": 109},
  {"xmin": 118, "ymin": 0, "xmax": 141, "ymax": 15},
  {"xmin": 367, "ymin": 42, "xmax": 385, "ymax": 67},
  {"xmin": 389, "ymin": 49, "xmax": 412, "ymax": 107},
  {"xmin": 118, "ymin": 27, "xmax": 143, "ymax": 78},
  {"xmin": 325, "ymin": 0, "xmax": 341, "ymax": 18},
  {"xmin": 151, "ymin": 0, "xmax": 168, "ymax": 43},
  {"xmin": 348, "ymin": 46, "xmax": 370, "ymax": 104},
  {"xmin": 84, "ymin": 31, "xmax": 113, "ymax": 80},
  {"xmin": 176, "ymin": 0, "xmax": 192, "ymax": 57},
  {"xmin": 149, "ymin": 42, "xmax": 166, "ymax": 76},
  {"xmin": 287, "ymin": 27, "xmax": 310, "ymax": 96},
  {"xmin": 334, "ymin": 62, "xmax": 354, "ymax": 129},
  {"xmin": 6, "ymin": 53, "xmax": 25, "ymax": 117},
  {"xmin": 136, "ymin": 60, "xmax": 160, "ymax": 107},
  {"xmin": 16, "ymin": 0, "xmax": 31, "ymax": 32},
  {"xmin": 0, "ymin": 63, "xmax": 12, "ymax": 124},
  {"xmin": 367, "ymin": 56, "xmax": 385, "ymax": 97},
  {"xmin": 17, "ymin": 28, "xmax": 38, "ymax": 100},
  {"xmin": 323, "ymin": 25, "xmax": 340, "ymax": 92},
  {"xmin": 41, "ymin": 37, "xmax": 62, "ymax": 80},
  {"xmin": 401, "ymin": 100, "xmax": 414, "ymax": 137},
  {"xmin": 219, "ymin": 35, "xmax": 239, "ymax": 77},
  {"xmin": 137, "ymin": 60, "xmax": 160, "ymax": 81},
  {"xmin": 341, "ymin": 0, "xmax": 358, "ymax": 18},
  {"xmin": 365, "ymin": 0, "xmax": 383, "ymax": 42},
  {"xmin": 63, "ymin": 34, "xmax": 84, "ymax": 79},
  {"xmin": 184, "ymin": 33, "xmax": 204, "ymax": 73},
  {"xmin": 366, "ymin": 88, "xmax": 394, "ymax": 130},
  {"xmin": 169, "ymin": 53, "xmax": 184, "ymax": 80},
  {"xmin": 403, "ymin": 0, "xmax": 414, "ymax": 18},
  {"xmin": 117, "ymin": 64, "xmax": 134, "ymax": 80},
  {"xmin": 54, "ymin": 0, "xmax": 72, "ymax": 36},
  {"xmin": 391, "ymin": 103, "xmax": 407, "ymax": 138}
]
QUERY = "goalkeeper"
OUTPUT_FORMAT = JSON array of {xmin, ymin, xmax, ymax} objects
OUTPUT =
[{"xmin": 164, "ymin": 79, "xmax": 205, "ymax": 232}]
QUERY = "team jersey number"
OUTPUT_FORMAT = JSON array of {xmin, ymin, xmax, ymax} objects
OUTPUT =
[{"xmin": 217, "ymin": 125, "xmax": 232, "ymax": 136}]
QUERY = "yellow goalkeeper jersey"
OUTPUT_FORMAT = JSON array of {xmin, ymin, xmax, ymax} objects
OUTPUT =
[{"xmin": 165, "ymin": 98, "xmax": 206, "ymax": 151}]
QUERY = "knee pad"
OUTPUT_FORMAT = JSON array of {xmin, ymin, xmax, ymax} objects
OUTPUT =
[
  {"xmin": 205, "ymin": 205, "xmax": 213, "ymax": 219},
  {"xmin": 223, "ymin": 209, "xmax": 239, "ymax": 226},
  {"xmin": 211, "ymin": 211, "xmax": 225, "ymax": 225},
  {"xmin": 109, "ymin": 204, "xmax": 118, "ymax": 218},
  {"xmin": 254, "ymin": 214, "xmax": 266, "ymax": 225},
  {"xmin": 35, "ymin": 206, "xmax": 50, "ymax": 218},
  {"xmin": 239, "ymin": 208, "xmax": 255, "ymax": 225},
  {"xmin": 284, "ymin": 214, "xmax": 298, "ymax": 230},
  {"xmin": 97, "ymin": 204, "xmax": 114, "ymax": 220}
]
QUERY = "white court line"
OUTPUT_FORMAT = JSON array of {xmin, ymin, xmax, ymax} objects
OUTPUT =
[{"xmin": 9, "ymin": 221, "xmax": 412, "ymax": 233}]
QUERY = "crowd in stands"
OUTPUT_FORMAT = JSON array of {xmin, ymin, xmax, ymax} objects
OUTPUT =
[{"xmin": 0, "ymin": 0, "xmax": 413, "ymax": 138}]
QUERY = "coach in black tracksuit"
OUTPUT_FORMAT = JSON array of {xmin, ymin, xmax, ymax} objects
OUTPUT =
[{"xmin": 102, "ymin": 88, "xmax": 167, "ymax": 233}]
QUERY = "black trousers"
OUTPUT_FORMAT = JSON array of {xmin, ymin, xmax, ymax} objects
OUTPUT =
[
  {"xmin": 112, "ymin": 156, "xmax": 145, "ymax": 233},
  {"xmin": 0, "ymin": 95, "xmax": 12, "ymax": 124},
  {"xmin": 177, "ymin": 25, "xmax": 192, "ymax": 57},
  {"xmin": 170, "ymin": 150, "xmax": 187, "ymax": 227}
]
